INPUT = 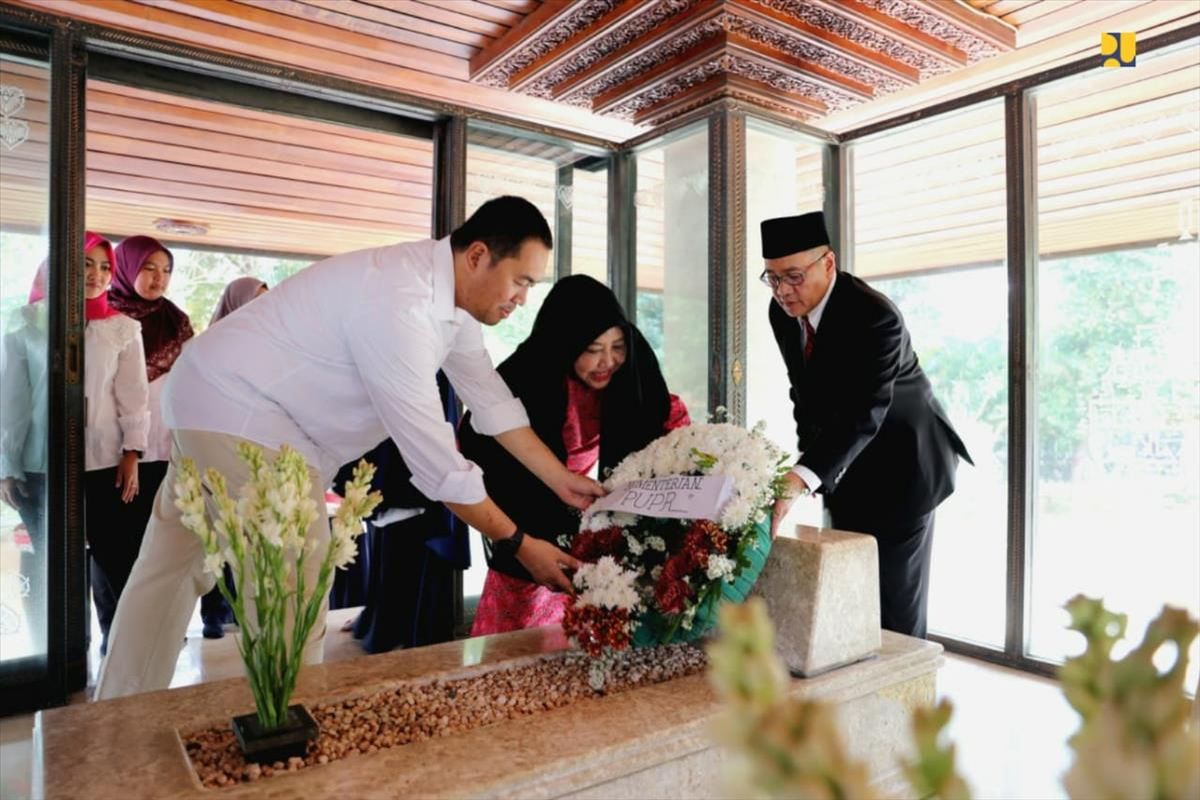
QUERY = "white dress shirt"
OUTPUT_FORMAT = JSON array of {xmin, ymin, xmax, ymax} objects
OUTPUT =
[
  {"xmin": 791, "ymin": 270, "xmax": 837, "ymax": 493},
  {"xmin": 84, "ymin": 315, "xmax": 151, "ymax": 471},
  {"xmin": 143, "ymin": 374, "xmax": 172, "ymax": 463},
  {"xmin": 1, "ymin": 308, "xmax": 150, "ymax": 477},
  {"xmin": 162, "ymin": 237, "xmax": 529, "ymax": 503}
]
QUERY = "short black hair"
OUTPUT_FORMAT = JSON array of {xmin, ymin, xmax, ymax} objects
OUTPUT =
[{"xmin": 450, "ymin": 195, "xmax": 553, "ymax": 261}]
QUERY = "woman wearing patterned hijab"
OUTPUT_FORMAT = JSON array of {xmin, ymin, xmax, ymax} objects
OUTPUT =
[
  {"xmin": 109, "ymin": 235, "xmax": 194, "ymax": 631},
  {"xmin": 110, "ymin": 236, "xmax": 194, "ymax": 384}
]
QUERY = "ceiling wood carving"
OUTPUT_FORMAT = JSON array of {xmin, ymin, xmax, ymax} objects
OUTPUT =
[{"xmin": 470, "ymin": 0, "xmax": 1017, "ymax": 126}]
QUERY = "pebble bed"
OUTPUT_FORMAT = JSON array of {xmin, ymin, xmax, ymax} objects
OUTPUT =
[{"xmin": 183, "ymin": 644, "xmax": 707, "ymax": 789}]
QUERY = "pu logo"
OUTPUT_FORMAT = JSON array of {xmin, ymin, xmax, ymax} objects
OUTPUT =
[{"xmin": 1101, "ymin": 32, "xmax": 1136, "ymax": 67}]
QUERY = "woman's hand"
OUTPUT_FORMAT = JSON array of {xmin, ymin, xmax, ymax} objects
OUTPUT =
[
  {"xmin": 115, "ymin": 452, "xmax": 140, "ymax": 504},
  {"xmin": 552, "ymin": 469, "xmax": 606, "ymax": 511},
  {"xmin": 0, "ymin": 477, "xmax": 28, "ymax": 510},
  {"xmin": 516, "ymin": 537, "xmax": 582, "ymax": 594}
]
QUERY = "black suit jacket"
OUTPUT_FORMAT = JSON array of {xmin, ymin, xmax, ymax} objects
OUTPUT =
[{"xmin": 769, "ymin": 272, "xmax": 971, "ymax": 524}]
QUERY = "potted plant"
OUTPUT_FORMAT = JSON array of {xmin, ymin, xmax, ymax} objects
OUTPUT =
[{"xmin": 175, "ymin": 443, "xmax": 380, "ymax": 764}]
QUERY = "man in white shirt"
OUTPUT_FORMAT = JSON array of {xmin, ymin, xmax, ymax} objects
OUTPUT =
[{"xmin": 96, "ymin": 196, "xmax": 601, "ymax": 699}]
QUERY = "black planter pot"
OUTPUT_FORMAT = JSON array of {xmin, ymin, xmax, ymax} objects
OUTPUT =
[{"xmin": 231, "ymin": 704, "xmax": 319, "ymax": 765}]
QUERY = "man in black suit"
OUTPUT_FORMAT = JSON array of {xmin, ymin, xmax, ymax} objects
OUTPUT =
[{"xmin": 763, "ymin": 211, "xmax": 971, "ymax": 639}]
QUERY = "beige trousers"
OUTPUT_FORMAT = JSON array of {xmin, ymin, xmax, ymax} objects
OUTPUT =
[{"xmin": 94, "ymin": 430, "xmax": 329, "ymax": 700}]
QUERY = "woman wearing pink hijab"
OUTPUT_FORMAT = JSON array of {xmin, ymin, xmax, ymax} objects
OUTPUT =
[{"xmin": 0, "ymin": 232, "xmax": 151, "ymax": 654}]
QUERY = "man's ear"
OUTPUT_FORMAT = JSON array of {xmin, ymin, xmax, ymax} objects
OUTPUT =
[{"xmin": 464, "ymin": 241, "xmax": 490, "ymax": 272}]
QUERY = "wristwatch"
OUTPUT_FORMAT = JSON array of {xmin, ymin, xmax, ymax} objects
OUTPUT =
[{"xmin": 492, "ymin": 529, "xmax": 526, "ymax": 560}]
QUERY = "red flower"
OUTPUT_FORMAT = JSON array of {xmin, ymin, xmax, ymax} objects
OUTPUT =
[
  {"xmin": 654, "ymin": 575, "xmax": 693, "ymax": 614},
  {"xmin": 563, "ymin": 602, "xmax": 632, "ymax": 657},
  {"xmin": 570, "ymin": 527, "xmax": 625, "ymax": 563}
]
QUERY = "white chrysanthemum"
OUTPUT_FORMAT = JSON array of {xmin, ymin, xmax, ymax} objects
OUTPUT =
[
  {"xmin": 582, "ymin": 423, "xmax": 785, "ymax": 531},
  {"xmin": 573, "ymin": 556, "xmax": 640, "ymax": 611},
  {"xmin": 647, "ymin": 536, "xmax": 666, "ymax": 552},
  {"xmin": 706, "ymin": 554, "xmax": 736, "ymax": 581},
  {"xmin": 625, "ymin": 535, "xmax": 645, "ymax": 556}
]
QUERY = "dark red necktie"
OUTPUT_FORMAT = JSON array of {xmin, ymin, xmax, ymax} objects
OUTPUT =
[{"xmin": 803, "ymin": 316, "xmax": 816, "ymax": 363}]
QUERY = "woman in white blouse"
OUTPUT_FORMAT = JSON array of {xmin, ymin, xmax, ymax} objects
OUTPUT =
[
  {"xmin": 109, "ymin": 236, "xmax": 193, "ymax": 487},
  {"xmin": 0, "ymin": 232, "xmax": 151, "ymax": 655}
]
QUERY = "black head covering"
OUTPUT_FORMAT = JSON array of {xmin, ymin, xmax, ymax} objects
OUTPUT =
[
  {"xmin": 761, "ymin": 211, "xmax": 830, "ymax": 258},
  {"xmin": 459, "ymin": 275, "xmax": 672, "ymax": 581}
]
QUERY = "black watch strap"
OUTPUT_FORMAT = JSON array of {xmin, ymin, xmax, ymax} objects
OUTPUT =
[{"xmin": 493, "ymin": 529, "xmax": 525, "ymax": 560}]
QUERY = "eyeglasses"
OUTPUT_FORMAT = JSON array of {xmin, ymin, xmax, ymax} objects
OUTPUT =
[{"xmin": 759, "ymin": 250, "xmax": 829, "ymax": 291}]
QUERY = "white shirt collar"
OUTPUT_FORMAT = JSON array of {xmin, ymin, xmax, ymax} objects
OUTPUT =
[
  {"xmin": 802, "ymin": 269, "xmax": 837, "ymax": 331},
  {"xmin": 432, "ymin": 236, "xmax": 457, "ymax": 323}
]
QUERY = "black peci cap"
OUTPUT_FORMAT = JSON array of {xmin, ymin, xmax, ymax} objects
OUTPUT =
[{"xmin": 760, "ymin": 211, "xmax": 830, "ymax": 259}]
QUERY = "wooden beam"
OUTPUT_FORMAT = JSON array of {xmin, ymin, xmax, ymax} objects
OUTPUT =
[
  {"xmin": 633, "ymin": 73, "xmax": 823, "ymax": 126},
  {"xmin": 806, "ymin": 0, "xmax": 968, "ymax": 69},
  {"xmin": 469, "ymin": 0, "xmax": 572, "ymax": 79},
  {"xmin": 727, "ymin": 31, "xmax": 875, "ymax": 100},
  {"xmin": 590, "ymin": 34, "xmax": 726, "ymax": 115},
  {"xmin": 551, "ymin": 1, "xmax": 728, "ymax": 101},
  {"xmin": 729, "ymin": 0, "xmax": 921, "ymax": 84},
  {"xmin": 919, "ymin": 0, "xmax": 1017, "ymax": 50},
  {"xmin": 508, "ymin": 0, "xmax": 711, "ymax": 92}
]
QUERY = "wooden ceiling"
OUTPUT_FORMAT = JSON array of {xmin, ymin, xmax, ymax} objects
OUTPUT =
[
  {"xmin": 5, "ymin": 0, "xmax": 1196, "ymax": 135},
  {"xmin": 1, "ymin": 0, "xmax": 1197, "ymax": 266},
  {"xmin": 470, "ymin": 0, "xmax": 1018, "ymax": 127}
]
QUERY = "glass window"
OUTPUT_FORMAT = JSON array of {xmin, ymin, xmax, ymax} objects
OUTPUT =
[
  {"xmin": 744, "ymin": 118, "xmax": 825, "ymax": 502},
  {"xmin": 850, "ymin": 100, "xmax": 1009, "ymax": 648},
  {"xmin": 466, "ymin": 122, "xmax": 609, "ymax": 366},
  {"xmin": 0, "ymin": 52, "xmax": 51, "ymax": 667},
  {"xmin": 1030, "ymin": 42, "xmax": 1200, "ymax": 674},
  {"xmin": 634, "ymin": 122, "xmax": 709, "ymax": 416},
  {"xmin": 164, "ymin": 248, "xmax": 311, "ymax": 334},
  {"xmin": 463, "ymin": 124, "xmax": 609, "ymax": 607},
  {"xmin": 569, "ymin": 160, "xmax": 608, "ymax": 284}
]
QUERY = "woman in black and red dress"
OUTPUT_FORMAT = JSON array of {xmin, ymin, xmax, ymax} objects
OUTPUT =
[{"xmin": 460, "ymin": 275, "xmax": 689, "ymax": 636}]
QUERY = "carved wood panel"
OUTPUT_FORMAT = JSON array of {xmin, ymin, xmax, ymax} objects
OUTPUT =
[{"xmin": 470, "ymin": 0, "xmax": 1015, "ymax": 125}]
